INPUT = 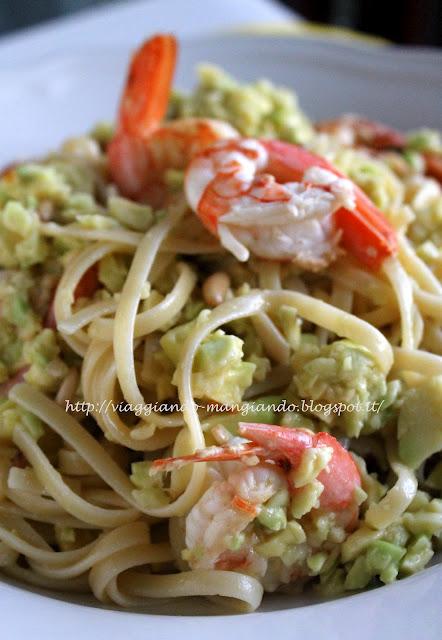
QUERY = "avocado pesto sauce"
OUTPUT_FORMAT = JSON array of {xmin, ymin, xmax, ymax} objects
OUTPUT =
[{"xmin": 0, "ymin": 53, "xmax": 441, "ymax": 615}]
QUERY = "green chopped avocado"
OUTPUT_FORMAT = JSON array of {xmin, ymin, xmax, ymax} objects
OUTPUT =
[
  {"xmin": 257, "ymin": 490, "xmax": 289, "ymax": 532},
  {"xmin": 0, "ymin": 201, "xmax": 48, "ymax": 268},
  {"xmin": 225, "ymin": 532, "xmax": 245, "ymax": 552},
  {"xmin": 130, "ymin": 461, "xmax": 169, "ymax": 508},
  {"xmin": 367, "ymin": 540, "xmax": 406, "ymax": 567},
  {"xmin": 160, "ymin": 312, "xmax": 204, "ymax": 364},
  {"xmin": 345, "ymin": 540, "xmax": 405, "ymax": 590},
  {"xmin": 333, "ymin": 148, "xmax": 401, "ymax": 212},
  {"xmin": 169, "ymin": 64, "xmax": 314, "ymax": 144},
  {"xmin": 161, "ymin": 311, "xmax": 256, "ymax": 406},
  {"xmin": 45, "ymin": 159, "xmax": 96, "ymax": 196},
  {"xmin": 5, "ymin": 163, "xmax": 71, "ymax": 205},
  {"xmin": 98, "ymin": 254, "xmax": 128, "ymax": 293},
  {"xmin": 23, "ymin": 329, "xmax": 68, "ymax": 392},
  {"xmin": 398, "ymin": 376, "xmax": 442, "ymax": 469},
  {"xmin": 0, "ymin": 271, "xmax": 40, "ymax": 338},
  {"xmin": 293, "ymin": 339, "xmax": 397, "ymax": 436},
  {"xmin": 255, "ymin": 521, "xmax": 306, "ymax": 560},
  {"xmin": 191, "ymin": 330, "xmax": 256, "ymax": 406},
  {"xmin": 406, "ymin": 128, "xmax": 442, "ymax": 153},
  {"xmin": 23, "ymin": 329, "xmax": 59, "ymax": 368},
  {"xmin": 238, "ymin": 395, "xmax": 284, "ymax": 424},
  {"xmin": 400, "ymin": 535, "xmax": 434, "ymax": 574},
  {"xmin": 60, "ymin": 192, "xmax": 102, "ymax": 222},
  {"xmin": 108, "ymin": 196, "xmax": 153, "ymax": 231},
  {"xmin": 6, "ymin": 294, "xmax": 31, "ymax": 328},
  {"xmin": 277, "ymin": 305, "xmax": 302, "ymax": 350},
  {"xmin": 74, "ymin": 213, "xmax": 117, "ymax": 230},
  {"xmin": 0, "ymin": 398, "xmax": 44, "ymax": 441},
  {"xmin": 0, "ymin": 271, "xmax": 43, "ymax": 378}
]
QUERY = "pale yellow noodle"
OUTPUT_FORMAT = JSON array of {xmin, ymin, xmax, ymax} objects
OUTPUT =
[
  {"xmin": 90, "ymin": 261, "xmax": 197, "ymax": 341},
  {"xmin": 392, "ymin": 346, "xmax": 442, "ymax": 376},
  {"xmin": 328, "ymin": 262, "xmax": 392, "ymax": 304},
  {"xmin": 120, "ymin": 569, "xmax": 264, "ymax": 613},
  {"xmin": 263, "ymin": 290, "xmax": 393, "ymax": 373},
  {"xmin": 30, "ymin": 522, "xmax": 150, "ymax": 578},
  {"xmin": 41, "ymin": 222, "xmax": 141, "ymax": 247},
  {"xmin": 359, "ymin": 304, "xmax": 399, "ymax": 327},
  {"xmin": 2, "ymin": 564, "xmax": 89, "ymax": 592},
  {"xmin": 89, "ymin": 542, "xmax": 174, "ymax": 605},
  {"xmin": 12, "ymin": 427, "xmax": 138, "ymax": 527},
  {"xmin": 54, "ymin": 243, "xmax": 122, "ymax": 355},
  {"xmin": 382, "ymin": 256, "xmax": 414, "ymax": 350},
  {"xmin": 414, "ymin": 286, "xmax": 442, "ymax": 320},
  {"xmin": 114, "ymin": 204, "xmax": 184, "ymax": 406},
  {"xmin": 365, "ymin": 448, "xmax": 418, "ymax": 530},
  {"xmin": 252, "ymin": 313, "xmax": 290, "ymax": 364},
  {"xmin": 397, "ymin": 234, "xmax": 442, "ymax": 295},
  {"xmin": 144, "ymin": 292, "xmax": 265, "ymax": 519},
  {"xmin": 9, "ymin": 384, "xmax": 141, "ymax": 508},
  {"xmin": 58, "ymin": 298, "xmax": 118, "ymax": 336}
]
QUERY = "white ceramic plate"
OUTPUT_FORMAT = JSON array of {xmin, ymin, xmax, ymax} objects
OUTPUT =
[
  {"xmin": 1, "ymin": 34, "xmax": 442, "ymax": 639},
  {"xmin": 1, "ymin": 34, "xmax": 442, "ymax": 165}
]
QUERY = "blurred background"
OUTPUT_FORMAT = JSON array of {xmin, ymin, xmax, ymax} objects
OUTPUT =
[{"xmin": 0, "ymin": 0, "xmax": 441, "ymax": 45}]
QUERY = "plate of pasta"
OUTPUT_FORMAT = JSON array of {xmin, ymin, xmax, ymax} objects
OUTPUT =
[{"xmin": 0, "ymin": 32, "xmax": 442, "ymax": 639}]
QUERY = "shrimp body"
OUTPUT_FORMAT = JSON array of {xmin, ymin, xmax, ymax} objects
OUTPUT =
[
  {"xmin": 107, "ymin": 34, "xmax": 238, "ymax": 201},
  {"xmin": 108, "ymin": 118, "xmax": 238, "ymax": 201},
  {"xmin": 316, "ymin": 114, "xmax": 407, "ymax": 150},
  {"xmin": 153, "ymin": 423, "xmax": 361, "ymax": 527},
  {"xmin": 185, "ymin": 139, "xmax": 355, "ymax": 269},
  {"xmin": 153, "ymin": 424, "xmax": 362, "ymax": 583},
  {"xmin": 185, "ymin": 465, "xmax": 284, "ymax": 570},
  {"xmin": 185, "ymin": 138, "xmax": 398, "ymax": 270},
  {"xmin": 317, "ymin": 114, "xmax": 442, "ymax": 185}
]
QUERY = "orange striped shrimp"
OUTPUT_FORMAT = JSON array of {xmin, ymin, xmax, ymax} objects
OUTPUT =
[
  {"xmin": 184, "ymin": 138, "xmax": 398, "ymax": 270},
  {"xmin": 107, "ymin": 34, "xmax": 238, "ymax": 203},
  {"xmin": 184, "ymin": 464, "xmax": 284, "ymax": 570},
  {"xmin": 316, "ymin": 114, "xmax": 407, "ymax": 150},
  {"xmin": 152, "ymin": 423, "xmax": 362, "ymax": 572},
  {"xmin": 317, "ymin": 115, "xmax": 442, "ymax": 185}
]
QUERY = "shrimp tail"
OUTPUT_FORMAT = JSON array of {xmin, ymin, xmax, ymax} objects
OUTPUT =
[
  {"xmin": 334, "ymin": 199, "xmax": 398, "ymax": 270},
  {"xmin": 117, "ymin": 33, "xmax": 177, "ymax": 138},
  {"xmin": 150, "ymin": 443, "xmax": 265, "ymax": 474},
  {"xmin": 238, "ymin": 422, "xmax": 313, "ymax": 466}
]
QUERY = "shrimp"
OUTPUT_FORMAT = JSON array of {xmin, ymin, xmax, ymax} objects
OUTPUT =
[
  {"xmin": 316, "ymin": 114, "xmax": 407, "ymax": 150},
  {"xmin": 109, "ymin": 34, "xmax": 397, "ymax": 269},
  {"xmin": 153, "ymin": 423, "xmax": 362, "ymax": 528},
  {"xmin": 424, "ymin": 152, "xmax": 442, "ymax": 184},
  {"xmin": 184, "ymin": 464, "xmax": 284, "ymax": 570},
  {"xmin": 184, "ymin": 137, "xmax": 398, "ymax": 270},
  {"xmin": 107, "ymin": 34, "xmax": 238, "ymax": 202},
  {"xmin": 317, "ymin": 114, "xmax": 442, "ymax": 185}
]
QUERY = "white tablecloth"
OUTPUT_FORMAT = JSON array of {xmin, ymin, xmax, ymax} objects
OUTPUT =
[{"xmin": 0, "ymin": 0, "xmax": 294, "ymax": 66}]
